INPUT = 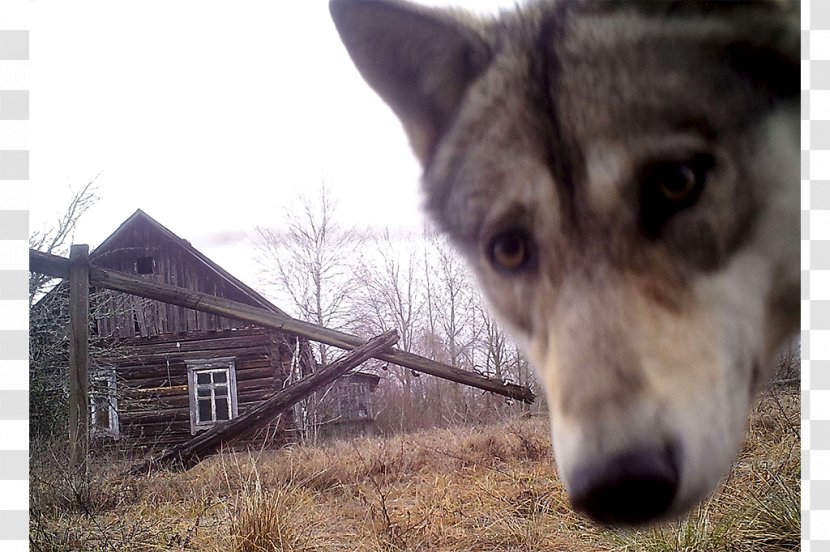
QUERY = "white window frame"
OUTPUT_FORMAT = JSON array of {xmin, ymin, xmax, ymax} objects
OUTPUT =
[
  {"xmin": 186, "ymin": 357, "xmax": 238, "ymax": 434},
  {"xmin": 90, "ymin": 366, "xmax": 119, "ymax": 438}
]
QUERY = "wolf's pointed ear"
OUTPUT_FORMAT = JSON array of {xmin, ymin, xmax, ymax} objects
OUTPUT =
[{"xmin": 330, "ymin": 0, "xmax": 490, "ymax": 165}]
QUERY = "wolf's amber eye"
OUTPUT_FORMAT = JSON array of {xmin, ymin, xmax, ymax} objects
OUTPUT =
[
  {"xmin": 640, "ymin": 154, "xmax": 714, "ymax": 237},
  {"xmin": 645, "ymin": 156, "xmax": 711, "ymax": 206},
  {"xmin": 658, "ymin": 164, "xmax": 698, "ymax": 202},
  {"xmin": 488, "ymin": 229, "xmax": 533, "ymax": 272}
]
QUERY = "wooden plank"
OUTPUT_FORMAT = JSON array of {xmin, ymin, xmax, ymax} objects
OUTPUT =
[
  {"xmin": 121, "ymin": 420, "xmax": 192, "ymax": 434},
  {"xmin": 124, "ymin": 375, "xmax": 188, "ymax": 389},
  {"xmin": 124, "ymin": 385, "xmax": 189, "ymax": 399},
  {"xmin": 30, "ymin": 249, "xmax": 535, "ymax": 403},
  {"xmin": 68, "ymin": 245, "xmax": 90, "ymax": 474},
  {"xmin": 110, "ymin": 348, "xmax": 270, "ymax": 373},
  {"xmin": 118, "ymin": 364, "xmax": 273, "ymax": 383},
  {"xmin": 30, "ymin": 249, "xmax": 69, "ymax": 278},
  {"xmin": 123, "ymin": 334, "xmax": 271, "ymax": 353},
  {"xmin": 235, "ymin": 367, "xmax": 278, "ymax": 381},
  {"xmin": 121, "ymin": 409, "xmax": 192, "ymax": 424},
  {"xmin": 121, "ymin": 395, "xmax": 191, "ymax": 411},
  {"xmin": 128, "ymin": 330, "xmax": 399, "ymax": 474},
  {"xmin": 237, "ymin": 376, "xmax": 280, "ymax": 393},
  {"xmin": 238, "ymin": 389, "xmax": 282, "ymax": 405},
  {"xmin": 117, "ymin": 327, "xmax": 272, "ymax": 346}
]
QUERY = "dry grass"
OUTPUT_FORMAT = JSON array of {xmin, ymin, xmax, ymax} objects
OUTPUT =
[{"xmin": 30, "ymin": 390, "xmax": 799, "ymax": 551}]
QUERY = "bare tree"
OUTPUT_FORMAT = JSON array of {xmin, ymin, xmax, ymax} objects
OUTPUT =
[
  {"xmin": 30, "ymin": 178, "xmax": 99, "ymax": 306},
  {"xmin": 410, "ymin": 235, "xmax": 483, "ymax": 425},
  {"xmin": 356, "ymin": 231, "xmax": 422, "ymax": 354},
  {"xmin": 353, "ymin": 231, "xmax": 427, "ymax": 430},
  {"xmin": 254, "ymin": 184, "xmax": 364, "ymax": 443},
  {"xmin": 254, "ymin": 184, "xmax": 363, "ymax": 365}
]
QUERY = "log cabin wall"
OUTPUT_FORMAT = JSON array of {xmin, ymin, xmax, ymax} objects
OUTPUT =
[
  {"xmin": 105, "ymin": 328, "xmax": 302, "ymax": 450},
  {"xmin": 89, "ymin": 213, "xmax": 279, "ymax": 338},
  {"xmin": 51, "ymin": 209, "xmax": 354, "ymax": 450}
]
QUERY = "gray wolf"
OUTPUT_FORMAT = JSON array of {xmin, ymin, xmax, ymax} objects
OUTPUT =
[{"xmin": 330, "ymin": 0, "xmax": 799, "ymax": 525}]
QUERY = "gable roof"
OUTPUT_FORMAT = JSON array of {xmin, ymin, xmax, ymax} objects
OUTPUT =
[{"xmin": 91, "ymin": 209, "xmax": 288, "ymax": 316}]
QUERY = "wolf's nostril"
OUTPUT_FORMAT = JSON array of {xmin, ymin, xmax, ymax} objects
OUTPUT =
[{"xmin": 569, "ymin": 446, "xmax": 678, "ymax": 525}]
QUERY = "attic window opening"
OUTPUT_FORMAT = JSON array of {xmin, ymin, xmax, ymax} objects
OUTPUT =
[{"xmin": 136, "ymin": 256, "xmax": 155, "ymax": 274}]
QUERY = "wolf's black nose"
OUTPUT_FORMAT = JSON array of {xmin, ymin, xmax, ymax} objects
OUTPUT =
[{"xmin": 569, "ymin": 446, "xmax": 678, "ymax": 525}]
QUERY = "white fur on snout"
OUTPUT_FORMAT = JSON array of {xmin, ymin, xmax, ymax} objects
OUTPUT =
[
  {"xmin": 531, "ymin": 257, "xmax": 768, "ymax": 519},
  {"xmin": 542, "ymin": 338, "xmax": 751, "ymax": 519},
  {"xmin": 669, "ymin": 107, "xmax": 799, "ymax": 514}
]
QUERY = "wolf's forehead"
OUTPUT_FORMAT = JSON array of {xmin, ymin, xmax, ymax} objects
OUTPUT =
[
  {"xmin": 427, "ymin": 15, "xmax": 727, "ymax": 239},
  {"xmin": 424, "ymin": 1, "xmax": 794, "ymax": 250},
  {"xmin": 557, "ymin": 15, "xmax": 762, "ymax": 137}
]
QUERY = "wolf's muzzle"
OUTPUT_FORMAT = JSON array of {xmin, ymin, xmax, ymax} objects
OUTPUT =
[{"xmin": 569, "ymin": 445, "xmax": 679, "ymax": 525}]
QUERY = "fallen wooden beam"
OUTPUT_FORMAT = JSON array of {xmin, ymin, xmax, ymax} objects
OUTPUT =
[
  {"xmin": 30, "ymin": 249, "xmax": 535, "ymax": 403},
  {"xmin": 129, "ymin": 329, "xmax": 400, "ymax": 474}
]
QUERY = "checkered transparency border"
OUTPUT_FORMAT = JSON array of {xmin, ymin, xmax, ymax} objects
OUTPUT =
[
  {"xmin": 0, "ymin": 1, "xmax": 816, "ymax": 549},
  {"xmin": 805, "ymin": 1, "xmax": 830, "ymax": 550},
  {"xmin": 0, "ymin": 0, "xmax": 29, "ymax": 549}
]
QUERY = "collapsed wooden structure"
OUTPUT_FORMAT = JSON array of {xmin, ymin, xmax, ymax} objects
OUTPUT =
[
  {"xmin": 130, "ymin": 330, "xmax": 399, "ymax": 474},
  {"xmin": 32, "ymin": 211, "xmax": 321, "ymax": 451},
  {"xmin": 30, "ymin": 212, "xmax": 534, "ymax": 470}
]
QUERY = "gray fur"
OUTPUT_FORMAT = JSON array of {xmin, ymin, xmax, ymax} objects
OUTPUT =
[{"xmin": 331, "ymin": 0, "xmax": 799, "ymax": 525}]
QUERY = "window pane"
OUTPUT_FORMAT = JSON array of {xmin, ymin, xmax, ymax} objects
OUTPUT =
[
  {"xmin": 94, "ymin": 403, "xmax": 110, "ymax": 427},
  {"xmin": 197, "ymin": 372, "xmax": 210, "ymax": 385},
  {"xmin": 214, "ymin": 385, "xmax": 228, "ymax": 397},
  {"xmin": 215, "ymin": 399, "xmax": 229, "ymax": 421},
  {"xmin": 197, "ymin": 387, "xmax": 211, "ymax": 397},
  {"xmin": 214, "ymin": 372, "xmax": 227, "ymax": 383},
  {"xmin": 198, "ymin": 399, "xmax": 213, "ymax": 422}
]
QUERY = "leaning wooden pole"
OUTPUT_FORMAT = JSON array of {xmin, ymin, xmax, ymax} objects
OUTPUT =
[
  {"xmin": 129, "ymin": 330, "xmax": 400, "ymax": 474},
  {"xmin": 68, "ymin": 244, "xmax": 90, "ymax": 475},
  {"xmin": 30, "ymin": 249, "xmax": 535, "ymax": 403}
]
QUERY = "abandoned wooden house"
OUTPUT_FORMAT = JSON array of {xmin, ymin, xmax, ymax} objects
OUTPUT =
[{"xmin": 34, "ymin": 209, "xmax": 380, "ymax": 449}]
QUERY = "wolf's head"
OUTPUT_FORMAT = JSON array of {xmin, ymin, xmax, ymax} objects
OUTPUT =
[{"xmin": 330, "ymin": 0, "xmax": 800, "ymax": 525}]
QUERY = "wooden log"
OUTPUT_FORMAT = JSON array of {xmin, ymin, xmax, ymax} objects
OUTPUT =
[
  {"xmin": 235, "ymin": 367, "xmax": 280, "ymax": 382},
  {"xmin": 119, "ymin": 333, "xmax": 273, "ymax": 353},
  {"xmin": 236, "ymin": 376, "xmax": 280, "ymax": 393},
  {"xmin": 118, "ymin": 327, "xmax": 273, "ymax": 346},
  {"xmin": 30, "ymin": 249, "xmax": 535, "ymax": 403},
  {"xmin": 117, "ymin": 365, "xmax": 188, "ymax": 380},
  {"xmin": 128, "ymin": 330, "xmax": 399, "ymax": 474},
  {"xmin": 119, "ymin": 363, "xmax": 272, "ymax": 382},
  {"xmin": 121, "ymin": 420, "xmax": 192, "ymax": 434},
  {"xmin": 68, "ymin": 245, "xmax": 90, "ymax": 474},
  {"xmin": 238, "ymin": 389, "xmax": 282, "ymax": 405},
  {"xmin": 123, "ymin": 383, "xmax": 283, "ymax": 412},
  {"xmin": 101, "ymin": 347, "xmax": 271, "ymax": 369},
  {"xmin": 115, "ymin": 354, "xmax": 270, "ymax": 379},
  {"xmin": 123, "ymin": 396, "xmax": 191, "ymax": 411},
  {"xmin": 123, "ymin": 366, "xmax": 279, "ymax": 399},
  {"xmin": 124, "ymin": 385, "xmax": 189, "ymax": 399},
  {"xmin": 120, "ymin": 409, "xmax": 191, "ymax": 425},
  {"xmin": 124, "ymin": 375, "xmax": 189, "ymax": 389}
]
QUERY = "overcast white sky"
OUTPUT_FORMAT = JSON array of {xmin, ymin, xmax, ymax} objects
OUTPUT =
[{"xmin": 30, "ymin": 0, "xmax": 515, "ymax": 291}]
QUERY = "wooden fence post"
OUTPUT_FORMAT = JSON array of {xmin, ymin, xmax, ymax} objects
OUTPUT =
[{"xmin": 68, "ymin": 244, "xmax": 90, "ymax": 474}]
